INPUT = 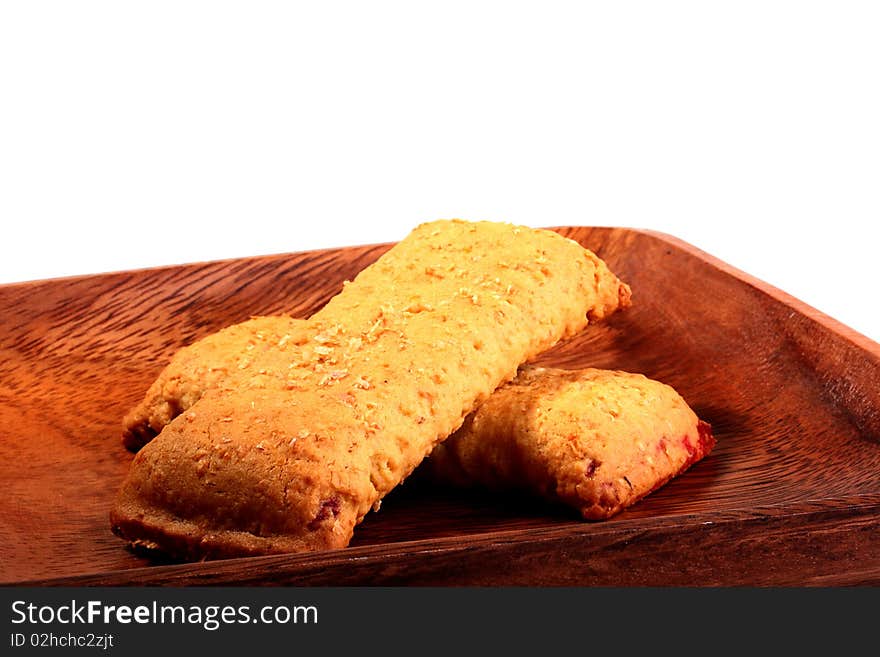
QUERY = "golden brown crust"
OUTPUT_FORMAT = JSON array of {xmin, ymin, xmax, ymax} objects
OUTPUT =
[
  {"xmin": 121, "ymin": 315, "xmax": 309, "ymax": 451},
  {"xmin": 423, "ymin": 366, "xmax": 715, "ymax": 519},
  {"xmin": 111, "ymin": 219, "xmax": 632, "ymax": 559}
]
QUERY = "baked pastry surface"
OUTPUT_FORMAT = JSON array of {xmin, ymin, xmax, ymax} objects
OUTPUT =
[
  {"xmin": 111, "ymin": 219, "xmax": 632, "ymax": 559},
  {"xmin": 425, "ymin": 366, "xmax": 715, "ymax": 519},
  {"xmin": 122, "ymin": 315, "xmax": 308, "ymax": 451}
]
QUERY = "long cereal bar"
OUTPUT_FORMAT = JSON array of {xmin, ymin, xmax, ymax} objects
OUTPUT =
[
  {"xmin": 424, "ymin": 366, "xmax": 714, "ymax": 519},
  {"xmin": 110, "ymin": 220, "xmax": 632, "ymax": 559}
]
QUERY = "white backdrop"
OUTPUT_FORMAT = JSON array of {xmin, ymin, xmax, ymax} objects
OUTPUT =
[{"xmin": 2, "ymin": 2, "xmax": 878, "ymax": 342}]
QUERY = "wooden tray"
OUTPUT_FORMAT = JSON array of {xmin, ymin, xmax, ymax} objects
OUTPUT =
[{"xmin": 2, "ymin": 227, "xmax": 879, "ymax": 586}]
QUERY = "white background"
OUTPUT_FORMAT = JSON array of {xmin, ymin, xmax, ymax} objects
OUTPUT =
[{"xmin": 1, "ymin": 2, "xmax": 878, "ymax": 342}]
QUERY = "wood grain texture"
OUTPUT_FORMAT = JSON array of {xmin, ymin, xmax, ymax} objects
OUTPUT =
[{"xmin": 1, "ymin": 227, "xmax": 879, "ymax": 586}]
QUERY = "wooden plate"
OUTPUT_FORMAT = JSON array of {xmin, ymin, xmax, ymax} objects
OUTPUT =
[{"xmin": 2, "ymin": 227, "xmax": 879, "ymax": 586}]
